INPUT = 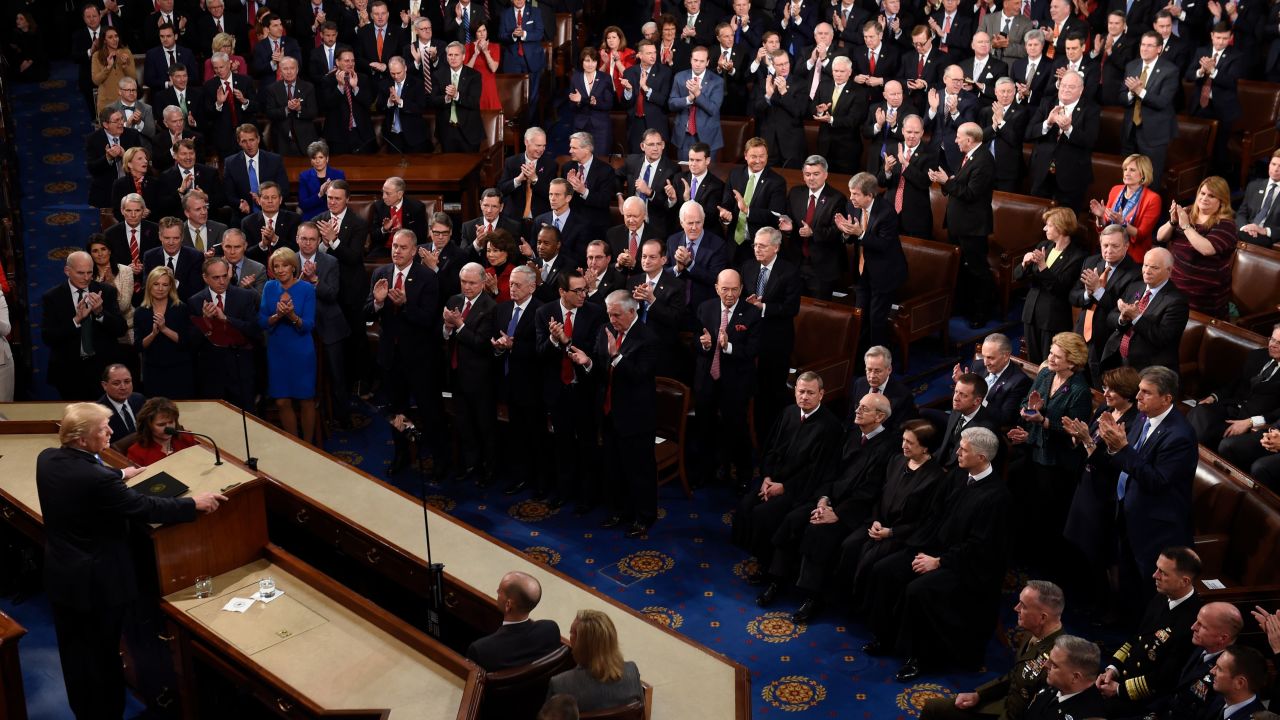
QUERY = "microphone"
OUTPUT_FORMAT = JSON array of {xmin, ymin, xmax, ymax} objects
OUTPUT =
[{"xmin": 165, "ymin": 426, "xmax": 223, "ymax": 466}]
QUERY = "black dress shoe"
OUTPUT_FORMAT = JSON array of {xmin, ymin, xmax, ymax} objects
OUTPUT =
[
  {"xmin": 756, "ymin": 582, "xmax": 780, "ymax": 607},
  {"xmin": 502, "ymin": 480, "xmax": 527, "ymax": 496},
  {"xmin": 792, "ymin": 598, "xmax": 821, "ymax": 623},
  {"xmin": 600, "ymin": 515, "xmax": 623, "ymax": 528},
  {"xmin": 861, "ymin": 639, "xmax": 887, "ymax": 656},
  {"xmin": 894, "ymin": 658, "xmax": 922, "ymax": 683},
  {"xmin": 624, "ymin": 523, "xmax": 648, "ymax": 539}
]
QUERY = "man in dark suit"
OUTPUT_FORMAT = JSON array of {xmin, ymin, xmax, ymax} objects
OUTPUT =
[
  {"xmin": 710, "ymin": 24, "xmax": 752, "ymax": 115},
  {"xmin": 560, "ymin": 131, "xmax": 618, "ymax": 239},
  {"xmin": 97, "ymin": 364, "xmax": 146, "ymax": 439},
  {"xmin": 199, "ymin": 52, "xmax": 257, "ymax": 159},
  {"xmin": 154, "ymin": 139, "xmax": 223, "ymax": 220},
  {"xmin": 1026, "ymin": 70, "xmax": 1098, "ymax": 211},
  {"xmin": 498, "ymin": 126, "xmax": 556, "ymax": 221},
  {"xmin": 242, "ymin": 182, "xmax": 301, "ymax": 263},
  {"xmin": 934, "ymin": 374, "xmax": 1001, "ymax": 469},
  {"xmin": 105, "ymin": 197, "xmax": 159, "ymax": 281},
  {"xmin": 860, "ymin": 79, "xmax": 913, "ymax": 175},
  {"xmin": 1049, "ymin": 33, "xmax": 1100, "ymax": 103},
  {"xmin": 293, "ymin": 2, "xmax": 340, "ymax": 72},
  {"xmin": 222, "ymin": 124, "xmax": 290, "ymax": 226},
  {"xmin": 41, "ymin": 252, "xmax": 128, "ymax": 400},
  {"xmin": 370, "ymin": 177, "xmax": 430, "ymax": 258},
  {"xmin": 430, "ymin": 42, "xmax": 483, "ymax": 152},
  {"xmin": 1094, "ymin": 13, "xmax": 1139, "ymax": 106},
  {"xmin": 774, "ymin": 156, "xmax": 843, "ymax": 300},
  {"xmin": 876, "ymin": 115, "xmax": 935, "ymax": 239},
  {"xmin": 929, "ymin": 122, "xmax": 995, "ymax": 327},
  {"xmin": 535, "ymin": 271, "xmax": 607, "ymax": 508},
  {"xmin": 978, "ymin": 78, "xmax": 1031, "ymax": 192},
  {"xmin": 190, "ymin": 0, "xmax": 249, "ymax": 60},
  {"xmin": 316, "ymin": 180, "xmax": 373, "ymax": 383},
  {"xmin": 442, "ymin": 262, "xmax": 498, "ymax": 484},
  {"xmin": 533, "ymin": 226, "xmax": 574, "ymax": 304},
  {"xmin": 927, "ymin": 65, "xmax": 979, "ymax": 172},
  {"xmin": 1140, "ymin": 602, "xmax": 1241, "ymax": 720},
  {"xmin": 151, "ymin": 106, "xmax": 204, "ymax": 174},
  {"xmin": 366, "ymin": 229, "xmax": 441, "ymax": 441},
  {"xmin": 628, "ymin": 238, "xmax": 689, "ymax": 381},
  {"xmin": 1101, "ymin": 247, "xmax": 1188, "ymax": 372},
  {"xmin": 1151, "ymin": 11, "xmax": 1192, "ymax": 75},
  {"xmin": 179, "ymin": 189, "xmax": 228, "ymax": 255},
  {"xmin": 718, "ymin": 138, "xmax": 786, "ymax": 266},
  {"xmin": 951, "ymin": 332, "xmax": 1033, "ymax": 427},
  {"xmin": 260, "ymin": 58, "xmax": 319, "ymax": 156},
  {"xmin": 584, "ymin": 240, "xmax": 625, "ymax": 307},
  {"xmin": 461, "ymin": 189, "xmax": 523, "ymax": 253},
  {"xmin": 86, "ymin": 109, "xmax": 145, "ymax": 210},
  {"xmin": 1011, "ymin": 31, "xmax": 1056, "ymax": 108},
  {"xmin": 465, "ymin": 572, "xmax": 562, "ymax": 671},
  {"xmin": 144, "ymin": 218, "xmax": 206, "ymax": 303},
  {"xmin": 677, "ymin": 0, "xmax": 722, "ymax": 48},
  {"xmin": 250, "ymin": 14, "xmax": 302, "ymax": 87},
  {"xmin": 321, "ymin": 48, "xmax": 378, "ymax": 154},
  {"xmin": 1042, "ymin": 0, "xmax": 1086, "ymax": 58},
  {"xmin": 694, "ymin": 269, "xmax": 762, "ymax": 487},
  {"xmin": 670, "ymin": 201, "xmax": 731, "ymax": 323},
  {"xmin": 144, "ymin": 24, "xmax": 200, "ymax": 91},
  {"xmin": 444, "ymin": 0, "xmax": 489, "ymax": 44},
  {"xmin": 72, "ymin": 5, "xmax": 107, "ymax": 119},
  {"xmin": 1195, "ymin": 647, "xmax": 1269, "ymax": 720},
  {"xmin": 187, "ymin": 255, "xmax": 262, "ymax": 410},
  {"xmin": 752, "ymin": 49, "xmax": 809, "ymax": 168},
  {"xmin": 309, "ymin": 22, "xmax": 344, "ymax": 81},
  {"xmin": 1187, "ymin": 24, "xmax": 1244, "ymax": 178},
  {"xmin": 840, "ymin": 171, "xmax": 907, "ymax": 351},
  {"xmin": 1070, "ymin": 226, "xmax": 1143, "ymax": 383},
  {"xmin": 535, "ymin": 179, "xmax": 593, "ymax": 268},
  {"xmin": 958, "ymin": 32, "xmax": 1009, "ymax": 103},
  {"xmin": 815, "ymin": 57, "xmax": 870, "ymax": 176},
  {"xmin": 356, "ymin": 1, "xmax": 405, "ymax": 83},
  {"xmin": 152, "ymin": 65, "xmax": 204, "ymax": 131},
  {"xmin": 1235, "ymin": 152, "xmax": 1280, "ymax": 247},
  {"xmin": 739, "ymin": 227, "xmax": 802, "ymax": 447},
  {"xmin": 377, "ymin": 57, "xmax": 431, "ymax": 154},
  {"xmin": 498, "ymin": 0, "xmax": 547, "ymax": 118},
  {"xmin": 491, "ymin": 265, "xmax": 544, "ymax": 494},
  {"xmin": 1121, "ymin": 32, "xmax": 1180, "ymax": 190},
  {"xmin": 607, "ymin": 198, "xmax": 662, "ymax": 279},
  {"xmin": 621, "ymin": 40, "xmax": 674, "ymax": 152},
  {"xmin": 36, "ymin": 403, "xmax": 223, "ymax": 720},
  {"xmin": 1020, "ymin": 636, "xmax": 1109, "ymax": 720},
  {"xmin": 851, "ymin": 22, "xmax": 901, "ymax": 106},
  {"xmin": 930, "ymin": 0, "xmax": 976, "ymax": 60},
  {"xmin": 617, "ymin": 131, "xmax": 682, "ymax": 239},
  {"xmin": 567, "ymin": 290, "xmax": 661, "ymax": 536},
  {"xmin": 1188, "ymin": 325, "xmax": 1280, "ymax": 448},
  {"xmin": 296, "ymin": 221, "xmax": 352, "ymax": 428},
  {"xmin": 852, "ymin": 345, "xmax": 920, "ymax": 429},
  {"xmin": 675, "ymin": 142, "xmax": 727, "ymax": 228},
  {"xmin": 899, "ymin": 26, "xmax": 949, "ymax": 113}
]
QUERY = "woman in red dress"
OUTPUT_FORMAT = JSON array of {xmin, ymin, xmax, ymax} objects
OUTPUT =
[
  {"xmin": 599, "ymin": 26, "xmax": 636, "ymax": 98},
  {"xmin": 483, "ymin": 230, "xmax": 520, "ymax": 303},
  {"xmin": 465, "ymin": 24, "xmax": 502, "ymax": 112},
  {"xmin": 1088, "ymin": 154, "xmax": 1162, "ymax": 263},
  {"xmin": 126, "ymin": 397, "xmax": 197, "ymax": 467}
]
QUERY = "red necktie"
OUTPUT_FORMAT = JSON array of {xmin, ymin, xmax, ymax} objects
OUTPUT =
[
  {"xmin": 635, "ymin": 68, "xmax": 646, "ymax": 117},
  {"xmin": 393, "ymin": 270, "xmax": 404, "ymax": 291},
  {"xmin": 1119, "ymin": 290, "xmax": 1151, "ymax": 359},
  {"xmin": 802, "ymin": 194, "xmax": 816, "ymax": 258},
  {"xmin": 604, "ymin": 330, "xmax": 626, "ymax": 414},
  {"xmin": 687, "ymin": 76, "xmax": 698, "ymax": 135},
  {"xmin": 344, "ymin": 75, "xmax": 357, "ymax": 130},
  {"xmin": 653, "ymin": 0, "xmax": 662, "ymax": 19},
  {"xmin": 129, "ymin": 229, "xmax": 140, "ymax": 265},
  {"xmin": 869, "ymin": 50, "xmax": 877, "ymax": 74},
  {"xmin": 895, "ymin": 150, "xmax": 910, "ymax": 213},
  {"xmin": 266, "ymin": 216, "xmax": 274, "ymax": 234},
  {"xmin": 917, "ymin": 54, "xmax": 925, "ymax": 77},
  {"xmin": 216, "ymin": 293, "xmax": 224, "ymax": 311},
  {"xmin": 560, "ymin": 310, "xmax": 575, "ymax": 383},
  {"xmin": 710, "ymin": 307, "xmax": 729, "ymax": 380},
  {"xmin": 225, "ymin": 81, "xmax": 237, "ymax": 125},
  {"xmin": 516, "ymin": 9, "xmax": 524, "ymax": 55},
  {"xmin": 629, "ymin": 230, "xmax": 638, "ymax": 256}
]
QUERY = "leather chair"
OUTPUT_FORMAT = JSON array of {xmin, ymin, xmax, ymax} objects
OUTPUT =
[
  {"xmin": 1095, "ymin": 107, "xmax": 1217, "ymax": 201},
  {"xmin": 655, "ymin": 377, "xmax": 693, "ymax": 499},
  {"xmin": 1192, "ymin": 449, "xmax": 1280, "ymax": 605},
  {"xmin": 494, "ymin": 73, "xmax": 530, "ymax": 151},
  {"xmin": 1228, "ymin": 80, "xmax": 1280, "ymax": 190},
  {"xmin": 892, "ymin": 235, "xmax": 960, "ymax": 371},
  {"xmin": 1194, "ymin": 448, "xmax": 1249, "ymax": 536},
  {"xmin": 716, "ymin": 117, "xmax": 755, "ymax": 164},
  {"xmin": 1177, "ymin": 311, "xmax": 1266, "ymax": 400},
  {"xmin": 100, "ymin": 208, "xmax": 115, "ymax": 232},
  {"xmin": 479, "ymin": 109, "xmax": 506, "ymax": 186},
  {"xmin": 579, "ymin": 682, "xmax": 653, "ymax": 720},
  {"xmin": 480, "ymin": 644, "xmax": 575, "ymax": 720},
  {"xmin": 111, "ymin": 431, "xmax": 140, "ymax": 456},
  {"xmin": 1231, "ymin": 241, "xmax": 1280, "ymax": 334},
  {"xmin": 791, "ymin": 298, "xmax": 861, "ymax": 407},
  {"xmin": 609, "ymin": 111, "xmax": 629, "ymax": 157}
]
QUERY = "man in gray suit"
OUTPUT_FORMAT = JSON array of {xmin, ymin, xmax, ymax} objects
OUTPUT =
[
  {"xmin": 296, "ymin": 221, "xmax": 352, "ymax": 428},
  {"xmin": 1121, "ymin": 32, "xmax": 1179, "ymax": 191},
  {"xmin": 215, "ymin": 230, "xmax": 268, "ymax": 298},
  {"xmin": 981, "ymin": 0, "xmax": 1034, "ymax": 61},
  {"xmin": 106, "ymin": 77, "xmax": 157, "ymax": 140},
  {"xmin": 181, "ymin": 190, "xmax": 228, "ymax": 254}
]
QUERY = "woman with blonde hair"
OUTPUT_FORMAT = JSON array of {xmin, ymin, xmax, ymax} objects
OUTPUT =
[
  {"xmin": 548, "ymin": 609, "xmax": 643, "ymax": 713},
  {"xmin": 90, "ymin": 26, "xmax": 135, "ymax": 113},
  {"xmin": 109, "ymin": 147, "xmax": 158, "ymax": 222},
  {"xmin": 133, "ymin": 266, "xmax": 194, "ymax": 399},
  {"xmin": 259, "ymin": 248, "xmax": 317, "ymax": 443},
  {"xmin": 1089, "ymin": 154, "xmax": 1162, "ymax": 262},
  {"xmin": 1014, "ymin": 207, "xmax": 1088, "ymax": 363},
  {"xmin": 1156, "ymin": 176, "xmax": 1237, "ymax": 318},
  {"xmin": 203, "ymin": 32, "xmax": 248, "ymax": 79}
]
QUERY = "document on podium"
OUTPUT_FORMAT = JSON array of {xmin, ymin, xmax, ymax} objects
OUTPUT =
[{"xmin": 127, "ymin": 445, "xmax": 257, "ymax": 509}]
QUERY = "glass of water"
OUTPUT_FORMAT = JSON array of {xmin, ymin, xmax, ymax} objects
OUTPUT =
[
  {"xmin": 194, "ymin": 575, "xmax": 213, "ymax": 598},
  {"xmin": 259, "ymin": 576, "xmax": 277, "ymax": 599}
]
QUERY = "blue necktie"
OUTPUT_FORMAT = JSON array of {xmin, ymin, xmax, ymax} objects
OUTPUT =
[
  {"xmin": 757, "ymin": 265, "xmax": 769, "ymax": 296},
  {"xmin": 641, "ymin": 164, "xmax": 652, "ymax": 200},
  {"xmin": 504, "ymin": 305, "xmax": 521, "ymax": 375},
  {"xmin": 464, "ymin": 8, "xmax": 471, "ymax": 43},
  {"xmin": 247, "ymin": 157, "xmax": 259, "ymax": 212},
  {"xmin": 1115, "ymin": 418, "xmax": 1151, "ymax": 501}
]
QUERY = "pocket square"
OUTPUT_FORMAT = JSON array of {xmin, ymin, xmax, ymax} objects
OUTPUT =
[{"xmin": 734, "ymin": 324, "xmax": 747, "ymax": 332}]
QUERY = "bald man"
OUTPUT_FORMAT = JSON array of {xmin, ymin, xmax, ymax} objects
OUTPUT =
[
  {"xmin": 466, "ymin": 571, "xmax": 562, "ymax": 671},
  {"xmin": 1100, "ymin": 247, "xmax": 1188, "ymax": 372},
  {"xmin": 694, "ymin": 269, "xmax": 762, "ymax": 487},
  {"xmin": 928, "ymin": 121, "xmax": 995, "ymax": 328},
  {"xmin": 41, "ymin": 252, "xmax": 127, "ymax": 400},
  {"xmin": 1148, "ymin": 602, "xmax": 1244, "ymax": 719}
]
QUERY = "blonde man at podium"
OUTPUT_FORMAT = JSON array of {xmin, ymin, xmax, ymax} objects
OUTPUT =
[{"xmin": 36, "ymin": 402, "xmax": 225, "ymax": 720}]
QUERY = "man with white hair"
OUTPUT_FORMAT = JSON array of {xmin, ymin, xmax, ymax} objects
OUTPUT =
[
  {"xmin": 442, "ymin": 260, "xmax": 498, "ymax": 486},
  {"xmin": 261, "ymin": 56, "xmax": 319, "ymax": 156},
  {"xmin": 40, "ymin": 252, "xmax": 128, "ymax": 399},
  {"xmin": 864, "ymin": 426, "xmax": 1011, "ymax": 682},
  {"xmin": 106, "ymin": 77, "xmax": 157, "ymax": 139},
  {"xmin": 497, "ymin": 126, "xmax": 557, "ymax": 221},
  {"xmin": 199, "ymin": 51, "xmax": 257, "ymax": 157},
  {"xmin": 376, "ymin": 56, "xmax": 431, "ymax": 153},
  {"xmin": 150, "ymin": 105, "xmax": 203, "ymax": 172}
]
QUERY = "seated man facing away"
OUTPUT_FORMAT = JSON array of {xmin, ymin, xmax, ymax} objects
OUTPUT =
[{"xmin": 466, "ymin": 571, "xmax": 562, "ymax": 671}]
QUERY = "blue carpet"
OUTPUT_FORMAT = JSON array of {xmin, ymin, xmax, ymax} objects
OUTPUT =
[{"xmin": 6, "ymin": 63, "xmax": 1054, "ymax": 718}]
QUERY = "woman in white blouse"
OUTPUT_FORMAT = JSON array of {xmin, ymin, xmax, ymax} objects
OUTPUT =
[{"xmin": 0, "ymin": 290, "xmax": 13, "ymax": 401}]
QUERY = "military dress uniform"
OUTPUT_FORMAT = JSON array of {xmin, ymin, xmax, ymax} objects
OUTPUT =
[
  {"xmin": 919, "ymin": 628, "xmax": 1065, "ymax": 720},
  {"xmin": 1105, "ymin": 592, "xmax": 1203, "ymax": 713},
  {"xmin": 1146, "ymin": 649, "xmax": 1222, "ymax": 720},
  {"xmin": 1022, "ymin": 684, "xmax": 1107, "ymax": 720}
]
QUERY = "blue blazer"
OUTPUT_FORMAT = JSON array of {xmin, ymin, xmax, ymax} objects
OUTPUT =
[
  {"xmin": 499, "ymin": 4, "xmax": 546, "ymax": 73},
  {"xmin": 297, "ymin": 167, "xmax": 346, "ymax": 220},
  {"xmin": 669, "ymin": 69, "xmax": 725, "ymax": 155},
  {"xmin": 143, "ymin": 45, "xmax": 201, "ymax": 92},
  {"xmin": 1092, "ymin": 408, "xmax": 1196, "ymax": 576},
  {"xmin": 567, "ymin": 71, "xmax": 615, "ymax": 153},
  {"xmin": 666, "ymin": 230, "xmax": 729, "ymax": 313}
]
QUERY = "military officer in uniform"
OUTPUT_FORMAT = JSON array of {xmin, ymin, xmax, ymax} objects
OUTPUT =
[{"xmin": 1022, "ymin": 635, "xmax": 1109, "ymax": 720}]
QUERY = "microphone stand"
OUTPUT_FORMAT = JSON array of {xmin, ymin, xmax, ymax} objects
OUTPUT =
[
  {"xmin": 166, "ymin": 427, "xmax": 222, "ymax": 465},
  {"xmin": 415, "ymin": 431, "xmax": 445, "ymax": 640}
]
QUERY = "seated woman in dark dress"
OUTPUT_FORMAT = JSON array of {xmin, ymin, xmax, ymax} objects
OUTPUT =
[
  {"xmin": 546, "ymin": 609, "xmax": 643, "ymax": 714},
  {"xmin": 126, "ymin": 397, "xmax": 197, "ymax": 466}
]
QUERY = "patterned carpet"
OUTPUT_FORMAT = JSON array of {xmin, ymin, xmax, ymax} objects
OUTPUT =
[{"xmin": 5, "ymin": 62, "xmax": 1055, "ymax": 718}]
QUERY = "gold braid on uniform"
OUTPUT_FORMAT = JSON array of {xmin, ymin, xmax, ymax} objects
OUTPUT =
[{"xmin": 1122, "ymin": 675, "xmax": 1151, "ymax": 700}]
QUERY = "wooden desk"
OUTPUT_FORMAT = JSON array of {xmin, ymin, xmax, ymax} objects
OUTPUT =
[{"xmin": 284, "ymin": 154, "xmax": 484, "ymax": 219}]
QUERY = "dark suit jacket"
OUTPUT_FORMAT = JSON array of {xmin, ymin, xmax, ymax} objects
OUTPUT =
[
  {"xmin": 617, "ymin": 155, "xmax": 681, "ymax": 238},
  {"xmin": 1097, "ymin": 35, "xmax": 1138, "ymax": 106},
  {"xmin": 144, "ymin": 45, "xmax": 201, "ymax": 91},
  {"xmin": 443, "ymin": 291, "xmax": 497, "ymax": 386},
  {"xmin": 250, "ymin": 35, "xmax": 303, "ymax": 87},
  {"xmin": 190, "ymin": 14, "xmax": 249, "ymax": 62},
  {"xmin": 737, "ymin": 257, "xmax": 800, "ymax": 364},
  {"xmin": 930, "ymin": 10, "xmax": 975, "ymax": 59},
  {"xmin": 1043, "ymin": 15, "xmax": 1086, "ymax": 58},
  {"xmin": 958, "ymin": 56, "xmax": 1008, "ymax": 102},
  {"xmin": 875, "ymin": 141, "xmax": 936, "ymax": 238},
  {"xmin": 369, "ymin": 198, "xmax": 430, "ymax": 255},
  {"xmin": 694, "ymin": 299, "xmax": 762, "ymax": 396},
  {"xmin": 677, "ymin": 171, "xmax": 727, "ymax": 229},
  {"xmin": 222, "ymin": 150, "xmax": 290, "ymax": 222},
  {"xmin": 1016, "ymin": 240, "xmax": 1089, "ymax": 329},
  {"xmin": 86, "ymin": 129, "xmax": 146, "ymax": 209},
  {"xmin": 143, "ymin": 246, "xmax": 207, "ymax": 302},
  {"xmin": 534, "ymin": 300, "xmax": 607, "ymax": 405},
  {"xmin": 355, "ymin": 23, "xmax": 406, "ymax": 79},
  {"xmin": 1235, "ymin": 178, "xmax": 1280, "ymax": 246},
  {"xmin": 465, "ymin": 619, "xmax": 562, "ymax": 672},
  {"xmin": 1155, "ymin": 34, "xmax": 1193, "ymax": 76},
  {"xmin": 313, "ymin": 209, "xmax": 371, "ymax": 312},
  {"xmin": 460, "ymin": 216, "xmax": 524, "ymax": 252},
  {"xmin": 1010, "ymin": 55, "xmax": 1055, "ymax": 108},
  {"xmin": 780, "ymin": 184, "xmax": 844, "ymax": 281},
  {"xmin": 198, "ymin": 72, "xmax": 258, "ymax": 157},
  {"xmin": 498, "ymin": 4, "xmax": 547, "ymax": 74},
  {"xmin": 533, "ymin": 255, "xmax": 574, "ymax": 304},
  {"xmin": 605, "ymin": 222, "xmax": 661, "ymax": 276},
  {"xmin": 242, "ymin": 210, "xmax": 302, "ymax": 262},
  {"xmin": 37, "ymin": 446, "xmax": 197, "ymax": 611},
  {"xmin": 1101, "ymin": 281, "xmax": 1190, "ymax": 371},
  {"xmin": 428, "ymin": 64, "xmax": 483, "ymax": 148},
  {"xmin": 1206, "ymin": 347, "xmax": 1280, "ymax": 423},
  {"xmin": 626, "ymin": 270, "xmax": 686, "ymax": 352},
  {"xmin": 260, "ymin": 79, "xmax": 320, "ymax": 156},
  {"xmin": 929, "ymin": 90, "xmax": 979, "ymax": 171},
  {"xmin": 443, "ymin": 1, "xmax": 490, "ymax": 44},
  {"xmin": 151, "ymin": 85, "xmax": 204, "ymax": 125},
  {"xmin": 377, "ymin": 75, "xmax": 431, "ymax": 151},
  {"xmin": 98, "ymin": 392, "xmax": 147, "ymax": 439},
  {"xmin": 860, "ymin": 99, "xmax": 917, "ymax": 172},
  {"xmin": 941, "ymin": 150, "xmax": 995, "ymax": 237},
  {"xmin": 721, "ymin": 166, "xmax": 786, "ymax": 249},
  {"xmin": 497, "ymin": 151, "xmax": 557, "ymax": 220},
  {"xmin": 965, "ymin": 360, "xmax": 1034, "ymax": 428},
  {"xmin": 592, "ymin": 319, "xmax": 659, "ymax": 436},
  {"xmin": 667, "ymin": 230, "xmax": 730, "ymax": 312},
  {"xmin": 105, "ymin": 220, "xmax": 161, "ymax": 270},
  {"xmin": 1123, "ymin": 57, "xmax": 1180, "ymax": 147},
  {"xmin": 300, "ymin": 251, "xmax": 350, "ymax": 345},
  {"xmin": 814, "ymin": 79, "xmax": 871, "ymax": 169},
  {"xmin": 898, "ymin": 47, "xmax": 950, "ymax": 110},
  {"xmin": 492, "ymin": 297, "xmax": 545, "ymax": 400},
  {"xmin": 852, "ymin": 375, "xmax": 920, "ymax": 429},
  {"xmin": 40, "ymin": 282, "xmax": 128, "ymax": 391},
  {"xmin": 1070, "ymin": 253, "xmax": 1143, "ymax": 350},
  {"xmin": 1186, "ymin": 46, "xmax": 1243, "ymax": 123},
  {"xmin": 154, "ymin": 162, "xmax": 223, "ymax": 219},
  {"xmin": 622, "ymin": 62, "xmax": 673, "ymax": 143},
  {"xmin": 852, "ymin": 44, "xmax": 902, "ymax": 104},
  {"xmin": 308, "ymin": 43, "xmax": 343, "ymax": 81},
  {"xmin": 586, "ymin": 267, "xmax": 624, "ymax": 307},
  {"xmin": 320, "ymin": 70, "xmax": 377, "ymax": 152},
  {"xmin": 752, "ymin": 73, "xmax": 810, "ymax": 165},
  {"xmin": 532, "ymin": 210, "xmax": 592, "ymax": 267},
  {"xmin": 851, "ymin": 198, "xmax": 907, "ymax": 294},
  {"xmin": 364, "ymin": 262, "xmax": 441, "ymax": 366},
  {"xmin": 559, "ymin": 158, "xmax": 617, "ymax": 234},
  {"xmin": 186, "ymin": 285, "xmax": 261, "ymax": 392},
  {"xmin": 978, "ymin": 101, "xmax": 1031, "ymax": 185},
  {"xmin": 150, "ymin": 129, "xmax": 204, "ymax": 173}
]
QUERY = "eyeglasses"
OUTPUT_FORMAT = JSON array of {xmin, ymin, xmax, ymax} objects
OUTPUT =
[{"xmin": 564, "ymin": 287, "xmax": 588, "ymax": 295}]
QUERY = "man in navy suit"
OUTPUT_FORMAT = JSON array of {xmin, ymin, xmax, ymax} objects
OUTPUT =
[
  {"xmin": 622, "ymin": 41, "xmax": 673, "ymax": 153},
  {"xmin": 1235, "ymin": 152, "xmax": 1280, "ymax": 247},
  {"xmin": 98, "ymin": 365, "xmax": 146, "ymax": 439},
  {"xmin": 1121, "ymin": 32, "xmax": 1179, "ymax": 191},
  {"xmin": 491, "ymin": 266, "xmax": 545, "ymax": 495},
  {"xmin": 1187, "ymin": 24, "xmax": 1244, "ymax": 179},
  {"xmin": 950, "ymin": 333, "xmax": 1033, "ymax": 427},
  {"xmin": 86, "ymin": 109, "xmax": 145, "ymax": 210},
  {"xmin": 669, "ymin": 201, "xmax": 730, "ymax": 324},
  {"xmin": 927, "ymin": 65, "xmax": 979, "ymax": 172},
  {"xmin": 499, "ymin": 0, "xmax": 546, "ymax": 121},
  {"xmin": 222, "ymin": 124, "xmax": 289, "ymax": 227},
  {"xmin": 199, "ymin": 53, "xmax": 257, "ymax": 158},
  {"xmin": 378, "ymin": 57, "xmax": 432, "ymax": 153},
  {"xmin": 1011, "ymin": 30, "xmax": 1055, "ymax": 109},
  {"xmin": 568, "ymin": 290, "xmax": 661, "ymax": 537},
  {"xmin": 144, "ymin": 24, "xmax": 200, "ymax": 91},
  {"xmin": 465, "ymin": 571, "xmax": 562, "ymax": 671},
  {"xmin": 751, "ymin": 49, "xmax": 808, "ymax": 168},
  {"xmin": 929, "ymin": 0, "xmax": 975, "ymax": 60},
  {"xmin": 617, "ymin": 130, "xmax": 682, "ymax": 238},
  {"xmin": 1027, "ymin": 69, "xmax": 1098, "ymax": 211},
  {"xmin": 250, "ymin": 14, "xmax": 303, "ymax": 87},
  {"xmin": 260, "ymin": 58, "xmax": 319, "ymax": 157},
  {"xmin": 1076, "ymin": 365, "xmax": 1196, "ymax": 604},
  {"xmin": 719, "ymin": 139, "xmax": 786, "ymax": 266},
  {"xmin": 322, "ymin": 48, "xmax": 378, "ymax": 154},
  {"xmin": 1101, "ymin": 247, "xmax": 1188, "ymax": 372},
  {"xmin": 144, "ymin": 218, "xmax": 206, "ymax": 303},
  {"xmin": 670, "ymin": 47, "xmax": 726, "ymax": 159},
  {"xmin": 739, "ymin": 227, "xmax": 802, "ymax": 438},
  {"xmin": 560, "ymin": 132, "xmax": 617, "ymax": 238},
  {"xmin": 841, "ymin": 172, "xmax": 906, "ymax": 351},
  {"xmin": 187, "ymin": 255, "xmax": 262, "ymax": 410},
  {"xmin": 41, "ymin": 252, "xmax": 128, "ymax": 401},
  {"xmin": 694, "ymin": 269, "xmax": 762, "ymax": 487},
  {"xmin": 899, "ymin": 26, "xmax": 949, "ymax": 114},
  {"xmin": 535, "ymin": 179, "xmax": 592, "ymax": 268},
  {"xmin": 498, "ymin": 126, "xmax": 557, "ymax": 221},
  {"xmin": 929, "ymin": 122, "xmax": 996, "ymax": 327},
  {"xmin": 356, "ymin": 1, "xmax": 405, "ymax": 84}
]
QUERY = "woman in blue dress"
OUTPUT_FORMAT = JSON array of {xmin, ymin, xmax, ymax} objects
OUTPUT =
[
  {"xmin": 296, "ymin": 141, "xmax": 346, "ymax": 220},
  {"xmin": 259, "ymin": 248, "xmax": 317, "ymax": 444},
  {"xmin": 133, "ymin": 266, "xmax": 195, "ymax": 399}
]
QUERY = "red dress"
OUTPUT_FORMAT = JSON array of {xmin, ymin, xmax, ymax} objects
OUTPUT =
[
  {"xmin": 465, "ymin": 42, "xmax": 502, "ymax": 111},
  {"xmin": 485, "ymin": 262, "xmax": 514, "ymax": 303},
  {"xmin": 600, "ymin": 47, "xmax": 636, "ymax": 97},
  {"xmin": 127, "ymin": 434, "xmax": 197, "ymax": 467}
]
